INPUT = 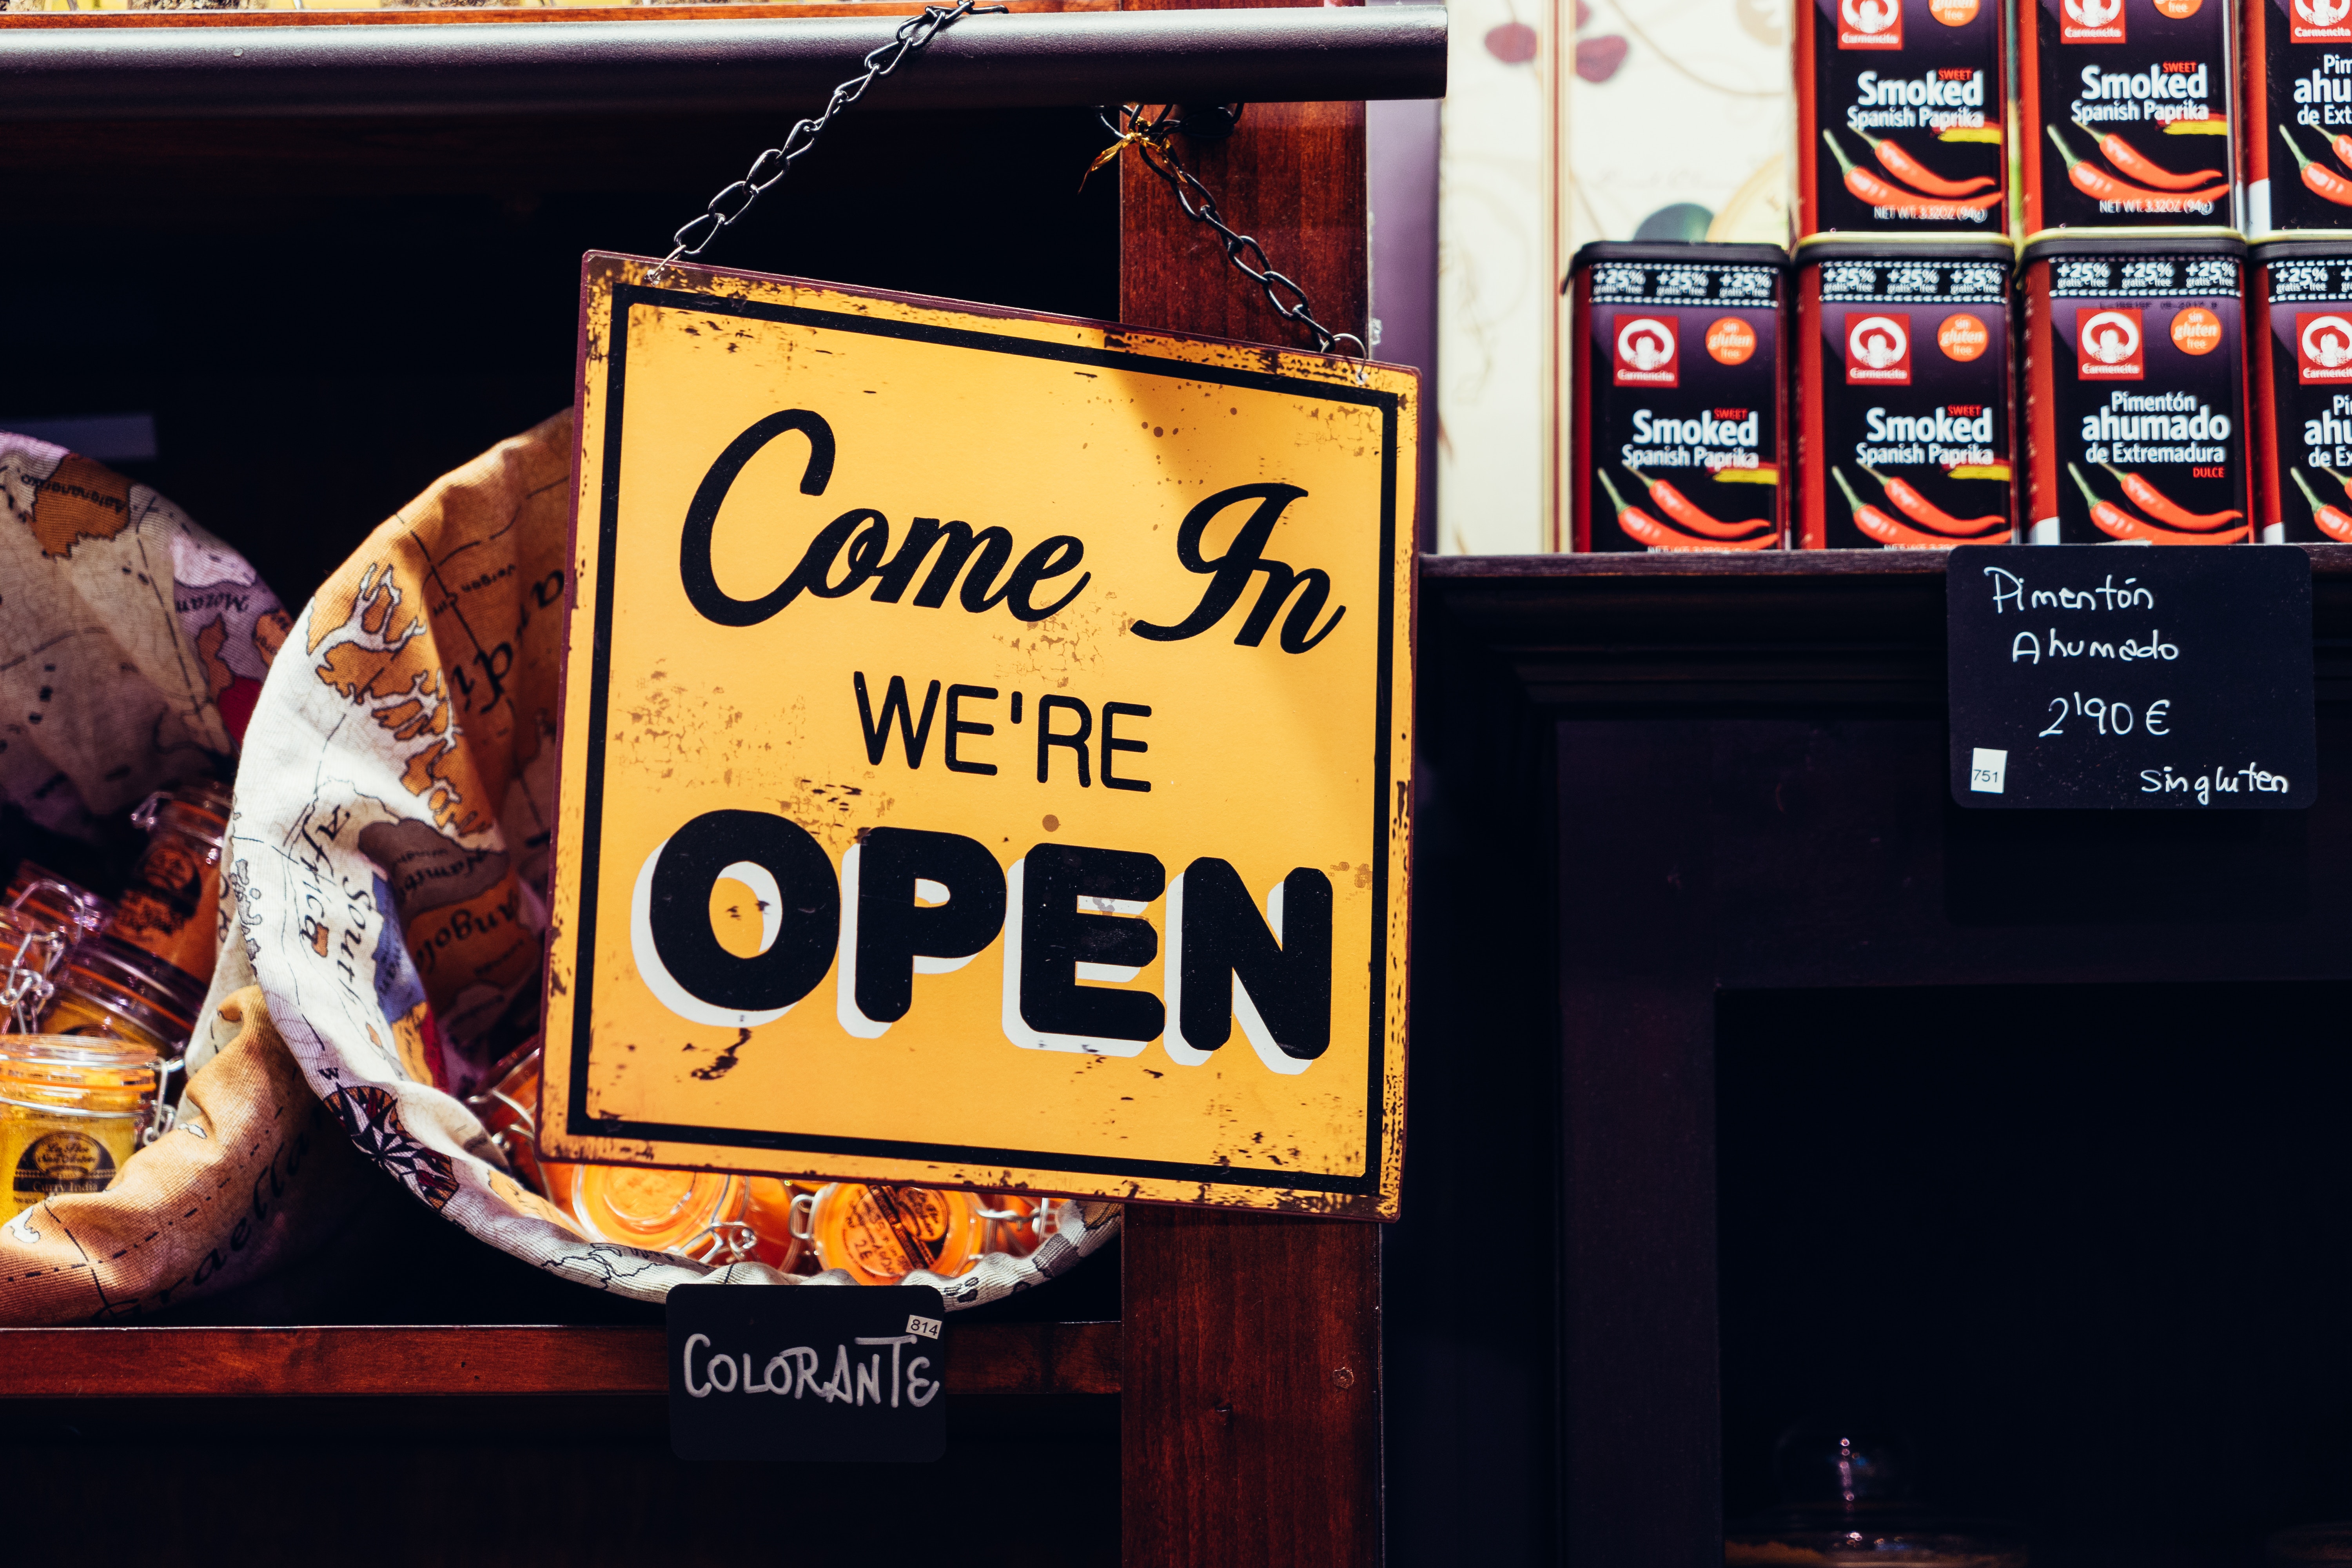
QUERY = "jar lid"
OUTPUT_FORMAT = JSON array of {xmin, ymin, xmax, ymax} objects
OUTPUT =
[
  {"xmin": 572, "ymin": 1164, "xmax": 742, "ymax": 1254},
  {"xmin": 132, "ymin": 781, "xmax": 232, "ymax": 846},
  {"xmin": 5, "ymin": 865, "xmax": 115, "ymax": 937},
  {"xmin": 0, "ymin": 1032, "xmax": 161, "ymax": 1112},
  {"xmin": 0, "ymin": 910, "xmax": 69, "ymax": 976},
  {"xmin": 60, "ymin": 935, "xmax": 206, "ymax": 1030}
]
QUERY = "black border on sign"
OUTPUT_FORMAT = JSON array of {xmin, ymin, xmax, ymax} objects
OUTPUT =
[{"xmin": 564, "ymin": 280, "xmax": 1401, "ymax": 1196}]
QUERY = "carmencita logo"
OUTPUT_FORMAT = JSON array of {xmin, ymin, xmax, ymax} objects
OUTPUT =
[
  {"xmin": 1613, "ymin": 315, "xmax": 1679, "ymax": 386},
  {"xmin": 2296, "ymin": 0, "xmax": 2352, "ymax": 40},
  {"xmin": 2299, "ymin": 312, "xmax": 2352, "ymax": 383},
  {"xmin": 1838, "ymin": 0, "xmax": 1904, "ymax": 48},
  {"xmin": 2077, "ymin": 307, "xmax": 2144, "ymax": 379},
  {"xmin": 2060, "ymin": 0, "xmax": 2124, "ymax": 42},
  {"xmin": 1846, "ymin": 312, "xmax": 1913, "ymax": 384}
]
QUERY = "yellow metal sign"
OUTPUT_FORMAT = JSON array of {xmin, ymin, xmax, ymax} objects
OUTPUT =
[{"xmin": 541, "ymin": 253, "xmax": 1414, "ymax": 1218}]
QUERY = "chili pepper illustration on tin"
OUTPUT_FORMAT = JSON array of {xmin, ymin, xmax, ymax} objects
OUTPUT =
[
  {"xmin": 2045, "ymin": 127, "xmax": 2230, "ymax": 211},
  {"xmin": 1832, "ymin": 467, "xmax": 1951, "ymax": 549},
  {"xmin": 2069, "ymin": 119, "xmax": 2222, "ymax": 192},
  {"xmin": 1851, "ymin": 129, "xmax": 1996, "ymax": 198},
  {"xmin": 2098, "ymin": 463, "xmax": 2244, "ymax": 531},
  {"xmin": 1598, "ymin": 471, "xmax": 1771, "ymax": 550},
  {"xmin": 2292, "ymin": 471, "xmax": 2352, "ymax": 543},
  {"xmin": 2068, "ymin": 465, "xmax": 2249, "ymax": 545},
  {"xmin": 1822, "ymin": 132, "xmax": 2005, "ymax": 218},
  {"xmin": 1857, "ymin": 464, "xmax": 2007, "ymax": 537},
  {"xmin": 2276, "ymin": 127, "xmax": 2352, "ymax": 209},
  {"xmin": 1621, "ymin": 463, "xmax": 1773, "ymax": 541}
]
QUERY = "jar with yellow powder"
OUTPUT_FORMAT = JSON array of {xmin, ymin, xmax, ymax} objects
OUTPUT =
[{"xmin": 0, "ymin": 1034, "xmax": 160, "ymax": 1220}]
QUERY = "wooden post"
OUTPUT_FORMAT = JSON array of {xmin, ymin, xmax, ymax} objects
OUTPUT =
[{"xmin": 1114, "ymin": 7, "xmax": 1382, "ymax": 1562}]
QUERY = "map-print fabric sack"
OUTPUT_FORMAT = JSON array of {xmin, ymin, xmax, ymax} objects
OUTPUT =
[
  {"xmin": 0, "ymin": 438, "xmax": 353, "ymax": 1327},
  {"xmin": 219, "ymin": 410, "xmax": 1119, "ymax": 1305},
  {"xmin": 0, "ymin": 432, "xmax": 289, "ymax": 839}
]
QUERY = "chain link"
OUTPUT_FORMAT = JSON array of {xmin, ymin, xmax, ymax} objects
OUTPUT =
[
  {"xmin": 1091, "ymin": 104, "xmax": 1367, "ymax": 359},
  {"xmin": 652, "ymin": 0, "xmax": 1008, "ymax": 278},
  {"xmin": 645, "ymin": 7, "xmax": 1363, "ymax": 363}
]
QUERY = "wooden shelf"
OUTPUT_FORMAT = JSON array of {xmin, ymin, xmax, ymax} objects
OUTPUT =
[
  {"xmin": 0, "ymin": 1319, "xmax": 1118, "ymax": 1399},
  {"xmin": 1421, "ymin": 546, "xmax": 2352, "ymax": 709}
]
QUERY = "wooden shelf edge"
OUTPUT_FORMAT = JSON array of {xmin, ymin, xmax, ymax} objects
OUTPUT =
[
  {"xmin": 1421, "ymin": 542, "xmax": 2352, "ymax": 582},
  {"xmin": 0, "ymin": 1319, "xmax": 1119, "ymax": 1399},
  {"xmin": 0, "ymin": 0, "xmax": 1111, "ymax": 29}
]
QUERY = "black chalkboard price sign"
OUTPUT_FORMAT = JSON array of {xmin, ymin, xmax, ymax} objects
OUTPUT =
[
  {"xmin": 668, "ymin": 1283, "xmax": 947, "ymax": 1462},
  {"xmin": 1946, "ymin": 545, "xmax": 2316, "ymax": 810}
]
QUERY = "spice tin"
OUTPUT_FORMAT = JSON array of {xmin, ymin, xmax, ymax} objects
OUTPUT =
[
  {"xmin": 2021, "ymin": 0, "xmax": 2237, "ymax": 230},
  {"xmin": 0, "ymin": 1034, "xmax": 159, "ymax": 1220},
  {"xmin": 107, "ymin": 782, "xmax": 230, "ymax": 987},
  {"xmin": 802, "ymin": 1183, "xmax": 984, "ymax": 1286},
  {"xmin": 1795, "ymin": 0, "xmax": 2009, "ymax": 236},
  {"xmin": 1796, "ymin": 235, "xmax": 2018, "ymax": 546},
  {"xmin": 1567, "ymin": 241, "xmax": 1790, "ymax": 552},
  {"xmin": 2249, "ymin": 234, "xmax": 2352, "ymax": 537},
  {"xmin": 2020, "ymin": 228, "xmax": 2252, "ymax": 541},
  {"xmin": 2245, "ymin": 0, "xmax": 2352, "ymax": 231}
]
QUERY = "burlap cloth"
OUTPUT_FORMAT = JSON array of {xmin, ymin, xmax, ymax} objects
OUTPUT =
[{"xmin": 0, "ymin": 988, "xmax": 377, "ymax": 1324}]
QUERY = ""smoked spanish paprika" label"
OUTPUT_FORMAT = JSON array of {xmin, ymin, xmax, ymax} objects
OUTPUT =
[
  {"xmin": 1568, "ymin": 242, "xmax": 1788, "ymax": 552},
  {"xmin": 1797, "ymin": 238, "xmax": 2016, "ymax": 548},
  {"xmin": 1797, "ymin": 0, "xmax": 2008, "ymax": 234},
  {"xmin": 2246, "ymin": 0, "xmax": 2352, "ymax": 231},
  {"xmin": 2249, "ymin": 237, "xmax": 2352, "ymax": 542},
  {"xmin": 2022, "ymin": 0, "xmax": 2236, "ymax": 230},
  {"xmin": 2020, "ymin": 230, "xmax": 2250, "ymax": 544}
]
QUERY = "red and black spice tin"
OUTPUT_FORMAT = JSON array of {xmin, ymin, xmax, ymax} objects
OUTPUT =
[
  {"xmin": 1795, "ymin": 0, "xmax": 2009, "ymax": 236},
  {"xmin": 1566, "ymin": 241, "xmax": 1789, "ymax": 552},
  {"xmin": 2245, "ymin": 0, "xmax": 2352, "ymax": 231},
  {"xmin": 1796, "ymin": 235, "xmax": 2017, "ymax": 547},
  {"xmin": 2249, "ymin": 233, "xmax": 2352, "ymax": 539},
  {"xmin": 2019, "ymin": 228, "xmax": 2252, "ymax": 542},
  {"xmin": 2020, "ymin": 0, "xmax": 2237, "ymax": 231}
]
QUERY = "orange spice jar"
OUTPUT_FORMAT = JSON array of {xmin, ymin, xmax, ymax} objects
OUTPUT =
[
  {"xmin": 106, "ymin": 782, "xmax": 231, "ymax": 986},
  {"xmin": 39, "ymin": 936, "xmax": 203, "ymax": 1059},
  {"xmin": 802, "ymin": 1183, "xmax": 985, "ymax": 1286},
  {"xmin": 570, "ymin": 1165, "xmax": 804, "ymax": 1270},
  {"xmin": 465, "ymin": 1047, "xmax": 579, "ymax": 1206}
]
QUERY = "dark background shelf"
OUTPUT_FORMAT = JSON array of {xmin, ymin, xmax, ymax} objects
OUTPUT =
[{"xmin": 1407, "ymin": 557, "xmax": 2352, "ymax": 1567}]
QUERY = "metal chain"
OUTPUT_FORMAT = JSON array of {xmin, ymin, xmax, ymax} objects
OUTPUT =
[
  {"xmin": 1091, "ymin": 104, "xmax": 1367, "ymax": 359},
  {"xmin": 652, "ymin": 0, "xmax": 1008, "ymax": 277},
  {"xmin": 645, "ymin": 9, "xmax": 1362, "ymax": 363}
]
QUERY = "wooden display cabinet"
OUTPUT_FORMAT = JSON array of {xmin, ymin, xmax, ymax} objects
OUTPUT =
[{"xmin": 0, "ymin": 5, "xmax": 1405, "ymax": 1563}]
